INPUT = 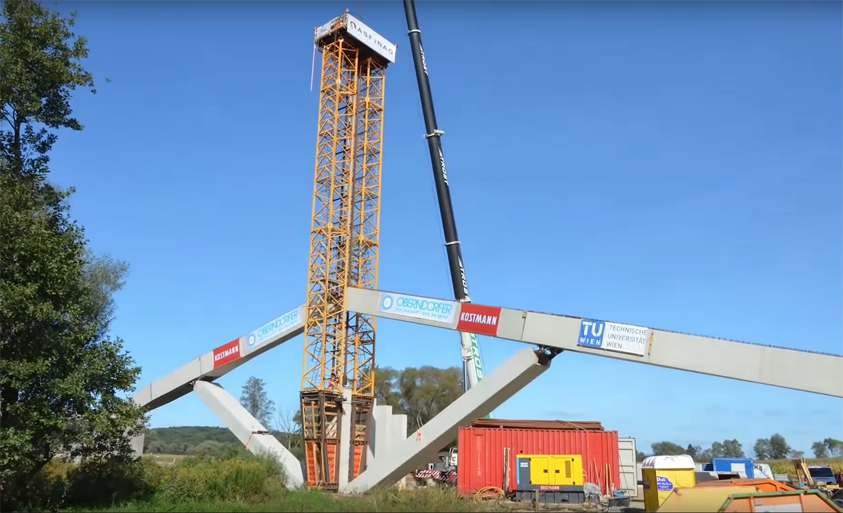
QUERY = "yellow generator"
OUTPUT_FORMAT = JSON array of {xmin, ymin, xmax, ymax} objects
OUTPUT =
[{"xmin": 514, "ymin": 454, "xmax": 585, "ymax": 504}]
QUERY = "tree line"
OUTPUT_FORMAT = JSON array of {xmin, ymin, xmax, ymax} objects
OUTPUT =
[
  {"xmin": 234, "ymin": 365, "xmax": 465, "ymax": 459},
  {"xmin": 639, "ymin": 435, "xmax": 843, "ymax": 462}
]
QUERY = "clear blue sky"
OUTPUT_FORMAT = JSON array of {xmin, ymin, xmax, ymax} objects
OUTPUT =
[{"xmin": 47, "ymin": 1, "xmax": 842, "ymax": 455}]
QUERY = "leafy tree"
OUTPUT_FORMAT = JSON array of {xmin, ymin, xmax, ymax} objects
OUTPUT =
[
  {"xmin": 239, "ymin": 376, "xmax": 275, "ymax": 429},
  {"xmin": 636, "ymin": 451, "xmax": 647, "ymax": 462},
  {"xmin": 0, "ymin": 0, "xmax": 144, "ymax": 507},
  {"xmin": 374, "ymin": 366, "xmax": 403, "ymax": 409},
  {"xmin": 812, "ymin": 441, "xmax": 830, "ymax": 458},
  {"xmin": 374, "ymin": 365, "xmax": 463, "ymax": 434},
  {"xmin": 685, "ymin": 444, "xmax": 702, "ymax": 460},
  {"xmin": 650, "ymin": 441, "xmax": 685, "ymax": 456},
  {"xmin": 753, "ymin": 438, "xmax": 773, "ymax": 460},
  {"xmin": 789, "ymin": 450, "xmax": 804, "ymax": 458},
  {"xmin": 769, "ymin": 433, "xmax": 791, "ymax": 460},
  {"xmin": 823, "ymin": 438, "xmax": 842, "ymax": 457},
  {"xmin": 711, "ymin": 439, "xmax": 745, "ymax": 458}
]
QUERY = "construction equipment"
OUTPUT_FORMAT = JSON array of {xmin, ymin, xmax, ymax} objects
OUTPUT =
[
  {"xmin": 794, "ymin": 458, "xmax": 815, "ymax": 488},
  {"xmin": 808, "ymin": 465, "xmax": 840, "ymax": 489},
  {"xmin": 512, "ymin": 454, "xmax": 586, "ymax": 504},
  {"xmin": 299, "ymin": 11, "xmax": 395, "ymax": 490},
  {"xmin": 402, "ymin": 0, "xmax": 489, "ymax": 401},
  {"xmin": 414, "ymin": 448, "xmax": 458, "ymax": 486}
]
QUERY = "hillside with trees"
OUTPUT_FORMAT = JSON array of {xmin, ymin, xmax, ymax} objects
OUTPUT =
[{"xmin": 149, "ymin": 373, "xmax": 842, "ymax": 470}]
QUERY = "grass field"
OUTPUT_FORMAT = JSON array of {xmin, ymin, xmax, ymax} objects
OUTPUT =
[
  {"xmin": 66, "ymin": 488, "xmax": 509, "ymax": 513},
  {"xmin": 762, "ymin": 458, "xmax": 842, "ymax": 475},
  {"xmin": 31, "ymin": 454, "xmax": 843, "ymax": 513}
]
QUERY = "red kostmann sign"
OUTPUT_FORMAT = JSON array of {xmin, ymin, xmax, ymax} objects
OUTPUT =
[
  {"xmin": 213, "ymin": 338, "xmax": 241, "ymax": 368},
  {"xmin": 456, "ymin": 303, "xmax": 502, "ymax": 336}
]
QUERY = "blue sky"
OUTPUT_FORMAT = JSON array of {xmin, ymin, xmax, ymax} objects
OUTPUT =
[{"xmin": 46, "ymin": 1, "xmax": 841, "ymax": 455}]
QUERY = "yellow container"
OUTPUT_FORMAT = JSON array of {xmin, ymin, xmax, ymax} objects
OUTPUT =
[{"xmin": 641, "ymin": 455, "xmax": 696, "ymax": 512}]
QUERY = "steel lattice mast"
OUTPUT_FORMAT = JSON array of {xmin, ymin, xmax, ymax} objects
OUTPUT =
[{"xmin": 300, "ymin": 12, "xmax": 394, "ymax": 490}]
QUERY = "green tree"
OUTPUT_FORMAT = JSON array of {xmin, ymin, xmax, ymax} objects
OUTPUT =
[
  {"xmin": 373, "ymin": 365, "xmax": 403, "ymax": 408},
  {"xmin": 711, "ymin": 439, "xmax": 745, "ymax": 458},
  {"xmin": 374, "ymin": 365, "xmax": 463, "ymax": 434},
  {"xmin": 753, "ymin": 438, "xmax": 772, "ymax": 460},
  {"xmin": 697, "ymin": 448, "xmax": 713, "ymax": 462},
  {"xmin": 768, "ymin": 434, "xmax": 791, "ymax": 460},
  {"xmin": 685, "ymin": 444, "xmax": 702, "ymax": 460},
  {"xmin": 812, "ymin": 441, "xmax": 830, "ymax": 458},
  {"xmin": 240, "ymin": 376, "xmax": 275, "ymax": 429},
  {"xmin": 0, "ymin": 0, "xmax": 144, "ymax": 508},
  {"xmin": 822, "ymin": 438, "xmax": 842, "ymax": 457},
  {"xmin": 650, "ymin": 441, "xmax": 685, "ymax": 456}
]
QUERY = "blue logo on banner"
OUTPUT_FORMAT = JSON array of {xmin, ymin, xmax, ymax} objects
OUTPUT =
[
  {"xmin": 578, "ymin": 319, "xmax": 605, "ymax": 349},
  {"xmin": 245, "ymin": 309, "xmax": 300, "ymax": 353},
  {"xmin": 378, "ymin": 293, "xmax": 455, "ymax": 323},
  {"xmin": 656, "ymin": 476, "xmax": 673, "ymax": 491},
  {"xmin": 381, "ymin": 295, "xmax": 394, "ymax": 311}
]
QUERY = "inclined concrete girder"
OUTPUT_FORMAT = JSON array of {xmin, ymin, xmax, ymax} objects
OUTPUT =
[
  {"xmin": 344, "ymin": 287, "xmax": 843, "ymax": 398},
  {"xmin": 193, "ymin": 380, "xmax": 304, "ymax": 488},
  {"xmin": 342, "ymin": 346, "xmax": 554, "ymax": 493},
  {"xmin": 130, "ymin": 306, "xmax": 305, "ymax": 458},
  {"xmin": 133, "ymin": 305, "xmax": 305, "ymax": 411}
]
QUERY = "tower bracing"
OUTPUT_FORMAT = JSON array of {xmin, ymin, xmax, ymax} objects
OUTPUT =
[{"xmin": 300, "ymin": 12, "xmax": 395, "ymax": 490}]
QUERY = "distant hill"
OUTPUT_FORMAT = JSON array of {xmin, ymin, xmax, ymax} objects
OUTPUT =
[{"xmin": 144, "ymin": 426, "xmax": 302, "ymax": 459}]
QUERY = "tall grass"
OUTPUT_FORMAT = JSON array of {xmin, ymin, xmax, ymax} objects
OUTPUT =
[
  {"xmin": 31, "ymin": 454, "xmax": 498, "ymax": 513},
  {"xmin": 23, "ymin": 454, "xmax": 286, "ymax": 512},
  {"xmin": 96, "ymin": 488, "xmax": 498, "ymax": 513},
  {"xmin": 762, "ymin": 458, "xmax": 843, "ymax": 475},
  {"xmin": 28, "ymin": 454, "xmax": 843, "ymax": 512}
]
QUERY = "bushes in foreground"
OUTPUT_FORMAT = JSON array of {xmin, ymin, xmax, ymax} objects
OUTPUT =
[
  {"xmin": 7, "ymin": 449, "xmax": 485, "ymax": 513},
  {"xmin": 79, "ymin": 486, "xmax": 494, "ymax": 513},
  {"xmin": 29, "ymin": 454, "xmax": 492, "ymax": 513},
  {"xmin": 19, "ymin": 453, "xmax": 285, "ymax": 512}
]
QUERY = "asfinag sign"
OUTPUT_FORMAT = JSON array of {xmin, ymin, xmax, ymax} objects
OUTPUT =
[
  {"xmin": 377, "ymin": 292, "xmax": 456, "ymax": 324},
  {"xmin": 314, "ymin": 13, "xmax": 396, "ymax": 64},
  {"xmin": 244, "ymin": 308, "xmax": 302, "ymax": 355}
]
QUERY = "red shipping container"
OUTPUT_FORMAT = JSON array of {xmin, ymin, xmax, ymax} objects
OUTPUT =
[{"xmin": 457, "ymin": 426, "xmax": 620, "ymax": 496}]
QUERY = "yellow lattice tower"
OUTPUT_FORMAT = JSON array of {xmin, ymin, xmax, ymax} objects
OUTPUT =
[{"xmin": 300, "ymin": 12, "xmax": 393, "ymax": 490}]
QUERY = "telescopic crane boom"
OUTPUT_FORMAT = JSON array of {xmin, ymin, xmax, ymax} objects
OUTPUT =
[{"xmin": 402, "ymin": 0, "xmax": 489, "ymax": 402}]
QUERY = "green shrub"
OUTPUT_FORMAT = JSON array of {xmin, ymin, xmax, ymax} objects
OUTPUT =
[
  {"xmin": 153, "ymin": 454, "xmax": 285, "ymax": 503},
  {"xmin": 3, "ymin": 459, "xmax": 74, "ymax": 512},
  {"xmin": 64, "ymin": 457, "xmax": 158, "ymax": 507}
]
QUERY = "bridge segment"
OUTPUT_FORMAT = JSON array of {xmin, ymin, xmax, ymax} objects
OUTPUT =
[{"xmin": 345, "ymin": 287, "xmax": 843, "ymax": 398}]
